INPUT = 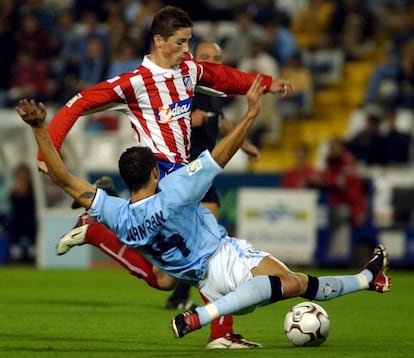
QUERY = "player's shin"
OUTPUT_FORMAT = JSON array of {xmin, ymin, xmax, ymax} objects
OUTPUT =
[
  {"xmin": 303, "ymin": 273, "xmax": 370, "ymax": 301},
  {"xmin": 85, "ymin": 223, "xmax": 162, "ymax": 289},
  {"xmin": 196, "ymin": 275, "xmax": 281, "ymax": 326}
]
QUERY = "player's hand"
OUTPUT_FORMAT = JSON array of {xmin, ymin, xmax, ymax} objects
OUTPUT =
[
  {"xmin": 246, "ymin": 75, "xmax": 264, "ymax": 119},
  {"xmin": 269, "ymin": 78, "xmax": 294, "ymax": 98},
  {"xmin": 191, "ymin": 109, "xmax": 210, "ymax": 128},
  {"xmin": 241, "ymin": 141, "xmax": 261, "ymax": 162},
  {"xmin": 38, "ymin": 160, "xmax": 49, "ymax": 174},
  {"xmin": 16, "ymin": 99, "xmax": 47, "ymax": 127}
]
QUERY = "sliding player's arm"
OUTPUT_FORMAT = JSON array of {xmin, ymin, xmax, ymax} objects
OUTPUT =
[{"xmin": 17, "ymin": 99, "xmax": 96, "ymax": 209}]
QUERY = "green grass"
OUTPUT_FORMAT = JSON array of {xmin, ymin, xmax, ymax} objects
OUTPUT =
[{"xmin": 0, "ymin": 267, "xmax": 413, "ymax": 357}]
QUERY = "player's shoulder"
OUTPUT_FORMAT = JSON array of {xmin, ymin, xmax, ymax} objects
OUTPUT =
[{"xmin": 105, "ymin": 68, "xmax": 142, "ymax": 84}]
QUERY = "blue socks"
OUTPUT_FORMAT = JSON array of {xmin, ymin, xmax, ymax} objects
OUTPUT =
[
  {"xmin": 195, "ymin": 270, "xmax": 373, "ymax": 326},
  {"xmin": 310, "ymin": 270, "xmax": 372, "ymax": 301},
  {"xmin": 196, "ymin": 275, "xmax": 281, "ymax": 326}
]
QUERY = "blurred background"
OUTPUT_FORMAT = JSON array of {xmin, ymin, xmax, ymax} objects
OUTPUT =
[{"xmin": 1, "ymin": 0, "xmax": 414, "ymax": 269}]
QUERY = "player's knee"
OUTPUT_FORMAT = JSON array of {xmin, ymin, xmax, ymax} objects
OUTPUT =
[{"xmin": 154, "ymin": 268, "xmax": 177, "ymax": 291}]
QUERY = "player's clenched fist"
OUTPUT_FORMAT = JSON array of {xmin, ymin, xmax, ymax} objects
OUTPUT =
[{"xmin": 16, "ymin": 99, "xmax": 47, "ymax": 127}]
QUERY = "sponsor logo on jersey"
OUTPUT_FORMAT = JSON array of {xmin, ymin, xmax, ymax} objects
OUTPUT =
[
  {"xmin": 66, "ymin": 93, "xmax": 82, "ymax": 108},
  {"xmin": 156, "ymin": 98, "xmax": 192, "ymax": 124},
  {"xmin": 186, "ymin": 159, "xmax": 203, "ymax": 176},
  {"xmin": 182, "ymin": 75, "xmax": 193, "ymax": 91}
]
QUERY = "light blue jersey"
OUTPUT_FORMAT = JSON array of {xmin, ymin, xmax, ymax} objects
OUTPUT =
[{"xmin": 88, "ymin": 150, "xmax": 227, "ymax": 284}]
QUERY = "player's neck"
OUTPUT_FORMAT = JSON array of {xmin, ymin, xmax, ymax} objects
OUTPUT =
[
  {"xmin": 148, "ymin": 53, "xmax": 174, "ymax": 70},
  {"xmin": 130, "ymin": 178, "xmax": 158, "ymax": 204},
  {"xmin": 130, "ymin": 188, "xmax": 155, "ymax": 203}
]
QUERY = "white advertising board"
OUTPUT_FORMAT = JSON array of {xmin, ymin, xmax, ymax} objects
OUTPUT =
[{"xmin": 237, "ymin": 188, "xmax": 318, "ymax": 265}]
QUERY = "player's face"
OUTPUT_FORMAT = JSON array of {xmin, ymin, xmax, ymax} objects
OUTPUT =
[
  {"xmin": 161, "ymin": 27, "xmax": 192, "ymax": 68},
  {"xmin": 195, "ymin": 43, "xmax": 222, "ymax": 64}
]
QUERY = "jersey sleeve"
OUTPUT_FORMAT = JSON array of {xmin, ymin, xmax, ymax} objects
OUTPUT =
[
  {"xmin": 195, "ymin": 61, "xmax": 273, "ymax": 97},
  {"xmin": 158, "ymin": 150, "xmax": 223, "ymax": 205},
  {"xmin": 37, "ymin": 80, "xmax": 125, "ymax": 160},
  {"xmin": 88, "ymin": 189, "xmax": 127, "ymax": 233}
]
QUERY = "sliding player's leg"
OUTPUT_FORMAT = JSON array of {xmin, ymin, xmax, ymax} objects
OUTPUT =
[
  {"xmin": 171, "ymin": 241, "xmax": 391, "ymax": 338},
  {"xmin": 57, "ymin": 214, "xmax": 176, "ymax": 290}
]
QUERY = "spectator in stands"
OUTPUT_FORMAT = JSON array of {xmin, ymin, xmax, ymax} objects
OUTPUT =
[
  {"xmin": 0, "ymin": 0, "xmax": 17, "ymax": 96},
  {"xmin": 60, "ymin": 36, "xmax": 109, "ymax": 102},
  {"xmin": 18, "ymin": 0, "xmax": 56, "ymax": 33},
  {"xmin": 47, "ymin": 9, "xmax": 79, "ymax": 91},
  {"xmin": 365, "ymin": 39, "xmax": 414, "ymax": 110},
  {"xmin": 290, "ymin": 0, "xmax": 334, "ymax": 50},
  {"xmin": 73, "ymin": 0, "xmax": 106, "ymax": 22},
  {"xmin": 235, "ymin": 35, "xmax": 280, "ymax": 146},
  {"xmin": 8, "ymin": 163, "xmax": 37, "ymax": 264},
  {"xmin": 78, "ymin": 36, "xmax": 109, "ymax": 89},
  {"xmin": 390, "ymin": 40, "xmax": 414, "ymax": 110},
  {"xmin": 389, "ymin": 8, "xmax": 414, "ymax": 60},
  {"xmin": 238, "ymin": 0, "xmax": 280, "ymax": 24},
  {"xmin": 280, "ymin": 142, "xmax": 320, "ymax": 189},
  {"xmin": 382, "ymin": 110, "xmax": 412, "ymax": 165},
  {"xmin": 262, "ymin": 13, "xmax": 299, "ymax": 67},
  {"xmin": 107, "ymin": 38, "xmax": 142, "ymax": 79},
  {"xmin": 221, "ymin": 10, "xmax": 264, "ymax": 67},
  {"xmin": 130, "ymin": 0, "xmax": 164, "ymax": 54},
  {"xmin": 103, "ymin": 3, "xmax": 128, "ymax": 56},
  {"xmin": 327, "ymin": 0, "xmax": 375, "ymax": 60},
  {"xmin": 72, "ymin": 10, "xmax": 109, "ymax": 67},
  {"xmin": 14, "ymin": 13, "xmax": 50, "ymax": 60},
  {"xmin": 347, "ymin": 110, "xmax": 386, "ymax": 166},
  {"xmin": 309, "ymin": 137, "xmax": 369, "ymax": 229},
  {"xmin": 5, "ymin": 47, "xmax": 49, "ymax": 107},
  {"xmin": 278, "ymin": 52, "xmax": 313, "ymax": 119},
  {"xmin": 122, "ymin": 0, "xmax": 142, "ymax": 25},
  {"xmin": 106, "ymin": 18, "xmax": 139, "ymax": 61}
]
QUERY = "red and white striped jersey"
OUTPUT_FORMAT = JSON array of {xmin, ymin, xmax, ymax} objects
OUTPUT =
[{"xmin": 40, "ymin": 54, "xmax": 272, "ymax": 164}]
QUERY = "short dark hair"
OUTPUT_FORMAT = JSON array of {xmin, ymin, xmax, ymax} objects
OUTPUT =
[
  {"xmin": 118, "ymin": 147, "xmax": 158, "ymax": 192},
  {"xmin": 150, "ymin": 6, "xmax": 192, "ymax": 41}
]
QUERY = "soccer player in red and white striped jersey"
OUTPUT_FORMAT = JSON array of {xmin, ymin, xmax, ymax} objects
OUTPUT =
[{"xmin": 37, "ymin": 6, "xmax": 292, "ymax": 173}]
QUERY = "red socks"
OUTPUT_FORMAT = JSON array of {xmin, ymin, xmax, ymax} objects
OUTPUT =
[
  {"xmin": 85, "ymin": 223, "xmax": 160, "ymax": 289},
  {"xmin": 200, "ymin": 292, "xmax": 234, "ymax": 339}
]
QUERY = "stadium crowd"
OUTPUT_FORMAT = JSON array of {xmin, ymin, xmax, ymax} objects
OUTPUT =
[{"xmin": 1, "ymin": 1, "xmax": 413, "ymax": 115}]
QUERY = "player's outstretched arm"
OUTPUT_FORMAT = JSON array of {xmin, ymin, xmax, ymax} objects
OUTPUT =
[
  {"xmin": 211, "ymin": 75, "xmax": 263, "ymax": 167},
  {"xmin": 16, "ymin": 99, "xmax": 96, "ymax": 209}
]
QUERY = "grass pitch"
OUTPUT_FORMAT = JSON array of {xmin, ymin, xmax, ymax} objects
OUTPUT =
[{"xmin": 0, "ymin": 267, "xmax": 413, "ymax": 357}]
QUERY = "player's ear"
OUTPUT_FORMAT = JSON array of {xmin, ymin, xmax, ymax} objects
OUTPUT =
[
  {"xmin": 152, "ymin": 165, "xmax": 160, "ymax": 181},
  {"xmin": 154, "ymin": 34, "xmax": 164, "ymax": 48}
]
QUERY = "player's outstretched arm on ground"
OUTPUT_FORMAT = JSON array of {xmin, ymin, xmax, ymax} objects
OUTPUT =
[
  {"xmin": 211, "ymin": 75, "xmax": 263, "ymax": 168},
  {"xmin": 16, "ymin": 99, "xmax": 96, "ymax": 209}
]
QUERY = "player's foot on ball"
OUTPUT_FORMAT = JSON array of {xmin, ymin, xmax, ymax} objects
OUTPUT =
[
  {"xmin": 206, "ymin": 333, "xmax": 262, "ymax": 349},
  {"xmin": 171, "ymin": 309, "xmax": 201, "ymax": 338},
  {"xmin": 364, "ymin": 244, "xmax": 391, "ymax": 293},
  {"xmin": 56, "ymin": 224, "xmax": 88, "ymax": 255}
]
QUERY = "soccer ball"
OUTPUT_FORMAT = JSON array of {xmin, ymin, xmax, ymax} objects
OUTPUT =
[{"xmin": 284, "ymin": 301, "xmax": 330, "ymax": 347}]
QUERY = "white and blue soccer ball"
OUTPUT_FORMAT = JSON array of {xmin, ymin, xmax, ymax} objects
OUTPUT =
[{"xmin": 284, "ymin": 301, "xmax": 330, "ymax": 347}]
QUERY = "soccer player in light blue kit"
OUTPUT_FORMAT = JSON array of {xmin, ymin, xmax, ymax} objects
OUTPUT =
[{"xmin": 17, "ymin": 76, "xmax": 391, "ymax": 342}]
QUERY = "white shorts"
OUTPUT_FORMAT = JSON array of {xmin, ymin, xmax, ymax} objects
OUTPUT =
[{"xmin": 198, "ymin": 236, "xmax": 271, "ymax": 302}]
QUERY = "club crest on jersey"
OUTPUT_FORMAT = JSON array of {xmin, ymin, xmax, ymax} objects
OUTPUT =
[
  {"xmin": 66, "ymin": 93, "xmax": 82, "ymax": 108},
  {"xmin": 156, "ymin": 98, "xmax": 192, "ymax": 124},
  {"xmin": 182, "ymin": 75, "xmax": 193, "ymax": 91},
  {"xmin": 186, "ymin": 159, "xmax": 203, "ymax": 176}
]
